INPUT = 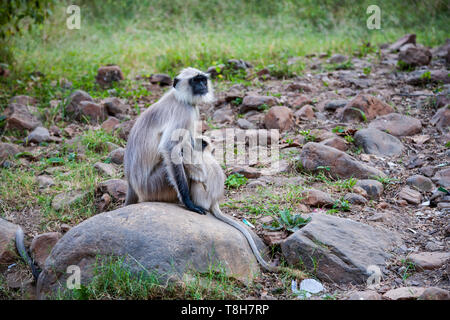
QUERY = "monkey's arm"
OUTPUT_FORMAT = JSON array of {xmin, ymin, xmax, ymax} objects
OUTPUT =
[{"xmin": 159, "ymin": 140, "xmax": 206, "ymax": 215}]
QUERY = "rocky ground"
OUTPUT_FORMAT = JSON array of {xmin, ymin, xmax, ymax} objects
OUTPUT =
[{"xmin": 0, "ymin": 34, "xmax": 449, "ymax": 300}]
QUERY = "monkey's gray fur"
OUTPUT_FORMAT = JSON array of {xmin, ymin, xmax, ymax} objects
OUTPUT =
[{"xmin": 124, "ymin": 67, "xmax": 214, "ymax": 214}]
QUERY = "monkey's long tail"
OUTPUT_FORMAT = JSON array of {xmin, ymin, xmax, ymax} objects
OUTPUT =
[
  {"xmin": 210, "ymin": 203, "xmax": 277, "ymax": 272},
  {"xmin": 15, "ymin": 227, "xmax": 41, "ymax": 280}
]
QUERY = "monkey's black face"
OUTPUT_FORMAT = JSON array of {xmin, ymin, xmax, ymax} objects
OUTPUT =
[{"xmin": 189, "ymin": 74, "xmax": 208, "ymax": 96}]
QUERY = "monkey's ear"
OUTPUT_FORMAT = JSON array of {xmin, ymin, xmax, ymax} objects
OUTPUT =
[{"xmin": 173, "ymin": 77, "xmax": 179, "ymax": 88}]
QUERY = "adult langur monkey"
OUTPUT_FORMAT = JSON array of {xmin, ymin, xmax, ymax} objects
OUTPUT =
[
  {"xmin": 184, "ymin": 136, "xmax": 306, "ymax": 277},
  {"xmin": 124, "ymin": 67, "xmax": 213, "ymax": 214}
]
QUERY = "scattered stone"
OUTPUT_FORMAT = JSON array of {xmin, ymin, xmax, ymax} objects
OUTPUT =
[
  {"xmin": 240, "ymin": 95, "xmax": 278, "ymax": 113},
  {"xmin": 418, "ymin": 287, "xmax": 450, "ymax": 300},
  {"xmin": 9, "ymin": 95, "xmax": 36, "ymax": 106},
  {"xmin": 383, "ymin": 287, "xmax": 425, "ymax": 300},
  {"xmin": 407, "ymin": 252, "xmax": 450, "ymax": 270},
  {"xmin": 30, "ymin": 232, "xmax": 62, "ymax": 268},
  {"xmin": 148, "ymin": 74, "xmax": 172, "ymax": 86},
  {"xmin": 341, "ymin": 94, "xmax": 394, "ymax": 122},
  {"xmin": 368, "ymin": 113, "xmax": 422, "ymax": 136},
  {"xmin": 101, "ymin": 116, "xmax": 120, "ymax": 133},
  {"xmin": 295, "ymin": 105, "xmax": 315, "ymax": 120},
  {"xmin": 430, "ymin": 107, "xmax": 450, "ymax": 133},
  {"xmin": 230, "ymin": 166, "xmax": 261, "ymax": 179},
  {"xmin": 108, "ymin": 147, "xmax": 125, "ymax": 165},
  {"xmin": 281, "ymin": 212, "xmax": 401, "ymax": 284},
  {"xmin": 344, "ymin": 193, "xmax": 368, "ymax": 205},
  {"xmin": 26, "ymin": 126, "xmax": 50, "ymax": 144},
  {"xmin": 406, "ymin": 175, "xmax": 434, "ymax": 192},
  {"xmin": 355, "ymin": 128, "xmax": 404, "ymax": 157},
  {"xmin": 98, "ymin": 179, "xmax": 128, "ymax": 201},
  {"xmin": 406, "ymin": 69, "xmax": 450, "ymax": 85},
  {"xmin": 213, "ymin": 107, "xmax": 234, "ymax": 124},
  {"xmin": 0, "ymin": 218, "xmax": 18, "ymax": 265},
  {"xmin": 79, "ymin": 101, "xmax": 107, "ymax": 123},
  {"xmin": 301, "ymin": 189, "xmax": 334, "ymax": 207},
  {"xmin": 5, "ymin": 103, "xmax": 42, "ymax": 130},
  {"xmin": 236, "ymin": 118, "xmax": 255, "ymax": 129},
  {"xmin": 319, "ymin": 137, "xmax": 348, "ymax": 151},
  {"xmin": 299, "ymin": 142, "xmax": 385, "ymax": 179},
  {"xmin": 264, "ymin": 106, "xmax": 294, "ymax": 132},
  {"xmin": 103, "ymin": 97, "xmax": 130, "ymax": 116},
  {"xmin": 389, "ymin": 34, "xmax": 416, "ymax": 52},
  {"xmin": 66, "ymin": 90, "xmax": 94, "ymax": 119},
  {"xmin": 433, "ymin": 168, "xmax": 450, "ymax": 188},
  {"xmin": 328, "ymin": 54, "xmax": 348, "ymax": 64},
  {"xmin": 398, "ymin": 186, "xmax": 422, "ymax": 205},
  {"xmin": 52, "ymin": 191, "xmax": 87, "ymax": 210},
  {"xmin": 291, "ymin": 95, "xmax": 312, "ymax": 108},
  {"xmin": 262, "ymin": 231, "xmax": 286, "ymax": 246},
  {"xmin": 228, "ymin": 59, "xmax": 252, "ymax": 70},
  {"xmin": 348, "ymin": 290, "xmax": 381, "ymax": 300},
  {"xmin": 96, "ymin": 65, "xmax": 124, "ymax": 87},
  {"xmin": 0, "ymin": 143, "xmax": 20, "ymax": 164},
  {"xmin": 94, "ymin": 162, "xmax": 116, "ymax": 177},
  {"xmin": 114, "ymin": 119, "xmax": 135, "ymax": 140},
  {"xmin": 355, "ymin": 179, "xmax": 384, "ymax": 200},
  {"xmin": 37, "ymin": 202, "xmax": 265, "ymax": 297},
  {"xmin": 398, "ymin": 45, "xmax": 432, "ymax": 67},
  {"xmin": 36, "ymin": 175, "xmax": 55, "ymax": 189},
  {"xmin": 324, "ymin": 100, "xmax": 348, "ymax": 112}
]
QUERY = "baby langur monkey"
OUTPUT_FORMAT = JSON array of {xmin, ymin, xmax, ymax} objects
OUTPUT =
[{"xmin": 184, "ymin": 136, "xmax": 305, "ymax": 276}]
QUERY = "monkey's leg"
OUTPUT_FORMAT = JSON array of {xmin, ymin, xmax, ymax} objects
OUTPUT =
[{"xmin": 125, "ymin": 183, "xmax": 138, "ymax": 205}]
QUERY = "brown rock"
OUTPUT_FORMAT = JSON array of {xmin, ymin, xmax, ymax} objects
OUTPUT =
[
  {"xmin": 30, "ymin": 232, "xmax": 62, "ymax": 268},
  {"xmin": 398, "ymin": 187, "xmax": 422, "ymax": 205},
  {"xmin": 418, "ymin": 287, "xmax": 450, "ymax": 300},
  {"xmin": 96, "ymin": 65, "xmax": 124, "ymax": 87},
  {"xmin": 383, "ymin": 287, "xmax": 425, "ymax": 300},
  {"xmin": 407, "ymin": 252, "xmax": 450, "ymax": 270},
  {"xmin": 389, "ymin": 34, "xmax": 416, "ymax": 51},
  {"xmin": 0, "ymin": 143, "xmax": 20, "ymax": 164},
  {"xmin": 9, "ymin": 95, "xmax": 36, "ymax": 106},
  {"xmin": 430, "ymin": 107, "xmax": 450, "ymax": 132},
  {"xmin": 406, "ymin": 175, "xmax": 434, "ymax": 192},
  {"xmin": 398, "ymin": 45, "xmax": 432, "ymax": 67},
  {"xmin": 264, "ymin": 106, "xmax": 294, "ymax": 132},
  {"xmin": 230, "ymin": 166, "xmax": 261, "ymax": 179},
  {"xmin": 65, "ymin": 90, "xmax": 94, "ymax": 119},
  {"xmin": 79, "ymin": 101, "xmax": 107, "ymax": 123},
  {"xmin": 5, "ymin": 103, "xmax": 42, "ymax": 130},
  {"xmin": 348, "ymin": 290, "xmax": 381, "ymax": 300},
  {"xmin": 291, "ymin": 95, "xmax": 313, "ymax": 108},
  {"xmin": 98, "ymin": 179, "xmax": 128, "ymax": 201},
  {"xmin": 103, "ymin": 97, "xmax": 130, "ymax": 116},
  {"xmin": 433, "ymin": 168, "xmax": 450, "ymax": 188},
  {"xmin": 108, "ymin": 147, "xmax": 125, "ymax": 165},
  {"xmin": 148, "ymin": 74, "xmax": 172, "ymax": 86},
  {"xmin": 114, "ymin": 119, "xmax": 135, "ymax": 140},
  {"xmin": 101, "ymin": 117, "xmax": 120, "ymax": 133},
  {"xmin": 295, "ymin": 105, "xmax": 315, "ymax": 120},
  {"xmin": 240, "ymin": 95, "xmax": 278, "ymax": 113},
  {"xmin": 368, "ymin": 113, "xmax": 422, "ymax": 136},
  {"xmin": 301, "ymin": 189, "xmax": 334, "ymax": 207},
  {"xmin": 94, "ymin": 162, "xmax": 116, "ymax": 177},
  {"xmin": 342, "ymin": 94, "xmax": 394, "ymax": 122},
  {"xmin": 319, "ymin": 137, "xmax": 348, "ymax": 151},
  {"xmin": 0, "ymin": 218, "xmax": 19, "ymax": 265}
]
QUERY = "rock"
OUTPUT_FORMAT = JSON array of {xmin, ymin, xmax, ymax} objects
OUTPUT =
[
  {"xmin": 324, "ymin": 100, "xmax": 348, "ymax": 112},
  {"xmin": 79, "ymin": 101, "xmax": 107, "ymax": 123},
  {"xmin": 228, "ymin": 59, "xmax": 252, "ymax": 70},
  {"xmin": 348, "ymin": 290, "xmax": 381, "ymax": 300},
  {"xmin": 406, "ymin": 175, "xmax": 434, "ymax": 192},
  {"xmin": 5, "ymin": 103, "xmax": 41, "ymax": 130},
  {"xmin": 281, "ymin": 212, "xmax": 401, "ymax": 284},
  {"xmin": 0, "ymin": 218, "xmax": 19, "ymax": 265},
  {"xmin": 148, "ymin": 74, "xmax": 172, "ymax": 86},
  {"xmin": 430, "ymin": 107, "xmax": 450, "ymax": 133},
  {"xmin": 36, "ymin": 175, "xmax": 55, "ymax": 189},
  {"xmin": 407, "ymin": 252, "xmax": 450, "ymax": 270},
  {"xmin": 291, "ymin": 95, "xmax": 312, "ymax": 108},
  {"xmin": 9, "ymin": 95, "xmax": 36, "ymax": 106},
  {"xmin": 433, "ymin": 168, "xmax": 450, "ymax": 188},
  {"xmin": 344, "ymin": 193, "xmax": 368, "ymax": 205},
  {"xmin": 224, "ymin": 87, "xmax": 244, "ymax": 102},
  {"xmin": 319, "ymin": 137, "xmax": 348, "ymax": 151},
  {"xmin": 66, "ymin": 90, "xmax": 94, "ymax": 116},
  {"xmin": 103, "ymin": 97, "xmax": 130, "ymax": 116},
  {"xmin": 52, "ymin": 191, "xmax": 87, "ymax": 210},
  {"xmin": 94, "ymin": 162, "xmax": 116, "ymax": 177},
  {"xmin": 299, "ymin": 278, "xmax": 324, "ymax": 295},
  {"xmin": 301, "ymin": 189, "xmax": 334, "ymax": 207},
  {"xmin": 30, "ymin": 232, "xmax": 62, "ymax": 268},
  {"xmin": 383, "ymin": 287, "xmax": 425, "ymax": 300},
  {"xmin": 240, "ymin": 95, "xmax": 278, "ymax": 113},
  {"xmin": 406, "ymin": 69, "xmax": 450, "ymax": 85},
  {"xmin": 96, "ymin": 65, "xmax": 124, "ymax": 87},
  {"xmin": 368, "ymin": 113, "xmax": 422, "ymax": 136},
  {"xmin": 418, "ymin": 287, "xmax": 450, "ymax": 300},
  {"xmin": 389, "ymin": 34, "xmax": 416, "ymax": 52},
  {"xmin": 264, "ymin": 106, "xmax": 294, "ymax": 132},
  {"xmin": 108, "ymin": 147, "xmax": 125, "ymax": 165},
  {"xmin": 213, "ymin": 107, "xmax": 234, "ymax": 124},
  {"xmin": 398, "ymin": 186, "xmax": 422, "ymax": 205},
  {"xmin": 355, "ymin": 128, "xmax": 404, "ymax": 157},
  {"xmin": 355, "ymin": 180, "xmax": 383, "ymax": 200},
  {"xmin": 286, "ymin": 82, "xmax": 314, "ymax": 93},
  {"xmin": 236, "ymin": 118, "xmax": 255, "ymax": 129},
  {"xmin": 26, "ymin": 126, "xmax": 50, "ymax": 144},
  {"xmin": 101, "ymin": 117, "xmax": 120, "ymax": 133},
  {"xmin": 398, "ymin": 45, "xmax": 432, "ymax": 67},
  {"xmin": 0, "ymin": 143, "xmax": 20, "ymax": 164},
  {"xmin": 328, "ymin": 54, "xmax": 348, "ymax": 64},
  {"xmin": 299, "ymin": 142, "xmax": 385, "ymax": 179},
  {"xmin": 230, "ymin": 166, "xmax": 261, "ymax": 179},
  {"xmin": 98, "ymin": 179, "xmax": 128, "ymax": 201},
  {"xmin": 37, "ymin": 202, "xmax": 265, "ymax": 297},
  {"xmin": 341, "ymin": 94, "xmax": 394, "ymax": 122},
  {"xmin": 114, "ymin": 120, "xmax": 135, "ymax": 140},
  {"xmin": 294, "ymin": 105, "xmax": 315, "ymax": 120}
]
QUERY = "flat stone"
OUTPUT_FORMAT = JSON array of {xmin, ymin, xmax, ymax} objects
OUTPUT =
[
  {"xmin": 368, "ymin": 113, "xmax": 422, "ymax": 136},
  {"xmin": 348, "ymin": 290, "xmax": 382, "ymax": 300},
  {"xmin": 355, "ymin": 128, "xmax": 404, "ymax": 157},
  {"xmin": 383, "ymin": 287, "xmax": 426, "ymax": 300},
  {"xmin": 398, "ymin": 187, "xmax": 422, "ymax": 205},
  {"xmin": 0, "ymin": 218, "xmax": 19, "ymax": 265},
  {"xmin": 301, "ymin": 189, "xmax": 334, "ymax": 207},
  {"xmin": 355, "ymin": 179, "xmax": 384, "ymax": 200},
  {"xmin": 418, "ymin": 287, "xmax": 450, "ymax": 300},
  {"xmin": 51, "ymin": 191, "xmax": 87, "ymax": 210},
  {"xmin": 26, "ymin": 126, "xmax": 50, "ymax": 144},
  {"xmin": 407, "ymin": 252, "xmax": 450, "ymax": 270},
  {"xmin": 30, "ymin": 232, "xmax": 62, "ymax": 268},
  {"xmin": 94, "ymin": 162, "xmax": 116, "ymax": 177},
  {"xmin": 406, "ymin": 175, "xmax": 434, "ymax": 192}
]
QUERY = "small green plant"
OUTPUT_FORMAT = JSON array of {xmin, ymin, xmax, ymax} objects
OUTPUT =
[
  {"xmin": 299, "ymin": 130, "xmax": 317, "ymax": 142},
  {"xmin": 332, "ymin": 126, "xmax": 346, "ymax": 134},
  {"xmin": 257, "ymin": 103, "xmax": 270, "ymax": 111},
  {"xmin": 363, "ymin": 66, "xmax": 372, "ymax": 76},
  {"xmin": 400, "ymin": 259, "xmax": 416, "ymax": 281},
  {"xmin": 397, "ymin": 60, "xmax": 415, "ymax": 72},
  {"xmin": 225, "ymin": 173, "xmax": 248, "ymax": 189},
  {"xmin": 331, "ymin": 198, "xmax": 351, "ymax": 212},
  {"xmin": 372, "ymin": 175, "xmax": 399, "ymax": 185},
  {"xmin": 231, "ymin": 97, "xmax": 243, "ymax": 105},
  {"xmin": 344, "ymin": 135, "xmax": 355, "ymax": 143},
  {"xmin": 264, "ymin": 209, "xmax": 311, "ymax": 233}
]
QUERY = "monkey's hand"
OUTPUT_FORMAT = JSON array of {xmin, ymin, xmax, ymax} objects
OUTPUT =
[{"xmin": 185, "ymin": 200, "xmax": 207, "ymax": 215}]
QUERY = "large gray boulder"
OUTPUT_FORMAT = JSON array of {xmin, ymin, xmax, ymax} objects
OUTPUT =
[
  {"xmin": 37, "ymin": 202, "xmax": 266, "ymax": 298},
  {"xmin": 355, "ymin": 128, "xmax": 404, "ymax": 157},
  {"xmin": 281, "ymin": 213, "xmax": 402, "ymax": 284}
]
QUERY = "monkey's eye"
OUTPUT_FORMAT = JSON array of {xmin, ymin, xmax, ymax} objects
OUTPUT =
[{"xmin": 201, "ymin": 140, "xmax": 208, "ymax": 150}]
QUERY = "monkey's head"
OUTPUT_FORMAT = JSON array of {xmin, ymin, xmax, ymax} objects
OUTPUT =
[{"xmin": 173, "ymin": 67, "xmax": 214, "ymax": 106}]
